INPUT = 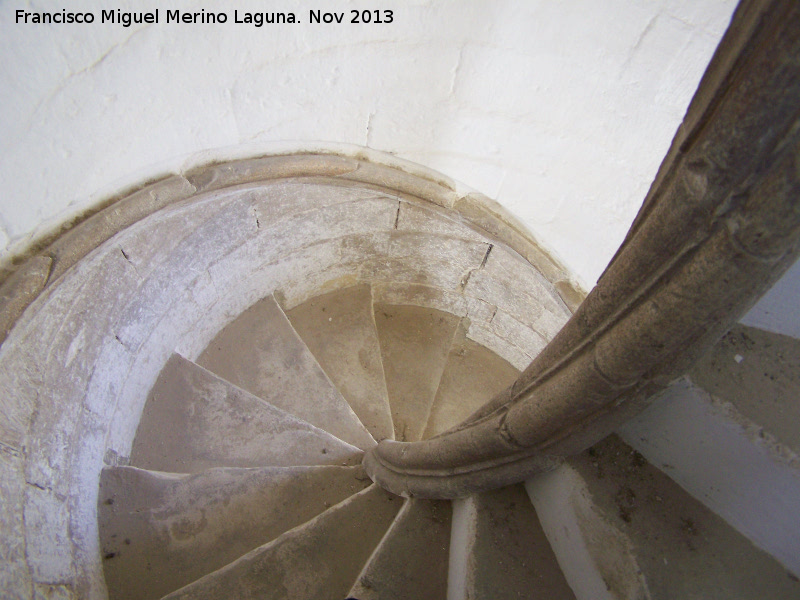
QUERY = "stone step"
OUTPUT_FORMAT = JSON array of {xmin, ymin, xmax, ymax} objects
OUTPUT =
[
  {"xmin": 130, "ymin": 354, "xmax": 362, "ymax": 473},
  {"xmin": 98, "ymin": 464, "xmax": 371, "ymax": 600},
  {"xmin": 285, "ymin": 284, "xmax": 394, "ymax": 442},
  {"xmin": 526, "ymin": 435, "xmax": 800, "ymax": 600},
  {"xmin": 690, "ymin": 323, "xmax": 800, "ymax": 455},
  {"xmin": 373, "ymin": 303, "xmax": 461, "ymax": 441},
  {"xmin": 448, "ymin": 485, "xmax": 575, "ymax": 600},
  {"xmin": 422, "ymin": 321, "xmax": 520, "ymax": 439},
  {"xmin": 347, "ymin": 498, "xmax": 451, "ymax": 600},
  {"xmin": 163, "ymin": 484, "xmax": 402, "ymax": 600},
  {"xmin": 616, "ymin": 324, "xmax": 800, "ymax": 576},
  {"xmin": 196, "ymin": 294, "xmax": 376, "ymax": 450}
]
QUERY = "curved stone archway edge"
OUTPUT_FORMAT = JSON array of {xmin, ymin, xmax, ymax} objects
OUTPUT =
[{"xmin": 0, "ymin": 152, "xmax": 584, "ymax": 350}]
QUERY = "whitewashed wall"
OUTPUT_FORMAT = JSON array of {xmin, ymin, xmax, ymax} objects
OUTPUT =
[{"xmin": 1, "ymin": 0, "xmax": 736, "ymax": 288}]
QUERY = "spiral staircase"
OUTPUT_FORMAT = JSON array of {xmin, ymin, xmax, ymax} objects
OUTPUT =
[
  {"xmin": 95, "ymin": 280, "xmax": 800, "ymax": 600},
  {"xmin": 0, "ymin": 148, "xmax": 795, "ymax": 599}
]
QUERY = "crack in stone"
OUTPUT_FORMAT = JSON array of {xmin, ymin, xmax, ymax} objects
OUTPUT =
[
  {"xmin": 481, "ymin": 244, "xmax": 494, "ymax": 268},
  {"xmin": 450, "ymin": 45, "xmax": 465, "ymax": 96},
  {"xmin": 366, "ymin": 111, "xmax": 376, "ymax": 147}
]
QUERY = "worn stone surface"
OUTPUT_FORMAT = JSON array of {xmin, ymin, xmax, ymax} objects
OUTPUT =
[
  {"xmin": 185, "ymin": 154, "xmax": 360, "ymax": 192},
  {"xmin": 423, "ymin": 322, "xmax": 520, "ymax": 438},
  {"xmin": 463, "ymin": 245, "xmax": 570, "ymax": 341},
  {"xmin": 374, "ymin": 304, "xmax": 461, "ymax": 442},
  {"xmin": 348, "ymin": 499, "xmax": 451, "ymax": 600},
  {"xmin": 554, "ymin": 279, "xmax": 585, "ymax": 313},
  {"xmin": 526, "ymin": 465, "xmax": 648, "ymax": 600},
  {"xmin": 690, "ymin": 324, "xmax": 800, "ymax": 454},
  {"xmin": 163, "ymin": 485, "xmax": 401, "ymax": 600},
  {"xmin": 371, "ymin": 281, "xmax": 469, "ymax": 317},
  {"xmin": 465, "ymin": 325, "xmax": 534, "ymax": 371},
  {"xmin": 249, "ymin": 180, "xmax": 392, "ymax": 228},
  {"xmin": 32, "ymin": 584, "xmax": 73, "ymax": 600},
  {"xmin": 551, "ymin": 435, "xmax": 800, "ymax": 600},
  {"xmin": 453, "ymin": 193, "xmax": 567, "ymax": 284},
  {"xmin": 286, "ymin": 285, "xmax": 394, "ymax": 442},
  {"xmin": 360, "ymin": 231, "xmax": 489, "ymax": 292},
  {"xmin": 480, "ymin": 309, "xmax": 548, "ymax": 360},
  {"xmin": 47, "ymin": 176, "xmax": 196, "ymax": 284},
  {"xmin": 112, "ymin": 194, "xmax": 257, "ymax": 354},
  {"xmin": 465, "ymin": 485, "xmax": 576, "ymax": 600},
  {"xmin": 24, "ymin": 484, "xmax": 74, "ymax": 585},
  {"xmin": 0, "ymin": 447, "xmax": 31, "ymax": 597},
  {"xmin": 197, "ymin": 295, "xmax": 375, "ymax": 450},
  {"xmin": 208, "ymin": 197, "xmax": 396, "ymax": 285},
  {"xmin": 617, "ymin": 381, "xmax": 800, "ymax": 577},
  {"xmin": 0, "ymin": 255, "xmax": 52, "ymax": 345},
  {"xmin": 396, "ymin": 200, "xmax": 488, "ymax": 243},
  {"xmin": 99, "ymin": 465, "xmax": 371, "ymax": 600},
  {"xmin": 130, "ymin": 354, "xmax": 362, "ymax": 473},
  {"xmin": 339, "ymin": 161, "xmax": 459, "ymax": 209},
  {"xmin": 0, "ymin": 337, "xmax": 43, "ymax": 451}
]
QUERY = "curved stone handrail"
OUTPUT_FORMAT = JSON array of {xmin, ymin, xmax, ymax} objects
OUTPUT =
[{"xmin": 364, "ymin": 0, "xmax": 800, "ymax": 498}]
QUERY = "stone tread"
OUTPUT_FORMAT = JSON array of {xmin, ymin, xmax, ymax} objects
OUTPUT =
[
  {"xmin": 348, "ymin": 498, "xmax": 452, "ymax": 600},
  {"xmin": 285, "ymin": 284, "xmax": 394, "ymax": 442},
  {"xmin": 690, "ymin": 323, "xmax": 800, "ymax": 454},
  {"xmin": 99, "ymin": 464, "xmax": 372, "ymax": 600},
  {"xmin": 464, "ymin": 485, "xmax": 576, "ymax": 600},
  {"xmin": 129, "ymin": 354, "xmax": 363, "ymax": 473},
  {"xmin": 565, "ymin": 435, "xmax": 800, "ymax": 600},
  {"xmin": 196, "ymin": 294, "xmax": 376, "ymax": 450},
  {"xmin": 423, "ymin": 322, "xmax": 520, "ymax": 439},
  {"xmin": 163, "ymin": 484, "xmax": 402, "ymax": 600},
  {"xmin": 373, "ymin": 303, "xmax": 461, "ymax": 442}
]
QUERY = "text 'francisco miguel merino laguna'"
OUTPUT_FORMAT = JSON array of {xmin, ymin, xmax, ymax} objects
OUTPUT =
[{"xmin": 15, "ymin": 9, "xmax": 395, "ymax": 27}]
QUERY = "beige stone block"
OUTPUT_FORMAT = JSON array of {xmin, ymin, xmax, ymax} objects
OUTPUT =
[
  {"xmin": 286, "ymin": 285, "xmax": 394, "ymax": 442},
  {"xmin": 465, "ymin": 485, "xmax": 576, "ymax": 600},
  {"xmin": 361, "ymin": 232, "xmax": 489, "ymax": 292},
  {"xmin": 197, "ymin": 296, "xmax": 375, "ymax": 450},
  {"xmin": 24, "ymin": 485, "xmax": 73, "ymax": 584},
  {"xmin": 396, "ymin": 201, "xmax": 487, "ymax": 243},
  {"xmin": 465, "ymin": 245, "xmax": 570, "ymax": 338},
  {"xmin": 0, "ymin": 448, "xmax": 31, "ymax": 598},
  {"xmin": 489, "ymin": 310, "xmax": 549, "ymax": 358},
  {"xmin": 424, "ymin": 325, "xmax": 520, "ymax": 438},
  {"xmin": 371, "ymin": 282, "xmax": 468, "ymax": 317},
  {"xmin": 466, "ymin": 323, "xmax": 534, "ymax": 371},
  {"xmin": 0, "ymin": 255, "xmax": 52, "ymax": 345},
  {"xmin": 374, "ymin": 304, "xmax": 461, "ymax": 442},
  {"xmin": 163, "ymin": 485, "xmax": 401, "ymax": 600},
  {"xmin": 454, "ymin": 192, "xmax": 568, "ymax": 283},
  {"xmin": 100, "ymin": 464, "xmax": 371, "ymax": 600},
  {"xmin": 249, "ymin": 179, "xmax": 394, "ymax": 226},
  {"xmin": 0, "ymin": 344, "xmax": 42, "ymax": 449},
  {"xmin": 185, "ymin": 154, "xmax": 360, "ymax": 192},
  {"xmin": 131, "ymin": 354, "xmax": 364, "ymax": 472},
  {"xmin": 47, "ymin": 176, "xmax": 195, "ymax": 284},
  {"xmin": 339, "ymin": 161, "xmax": 459, "ymax": 209},
  {"xmin": 33, "ymin": 584, "xmax": 73, "ymax": 600},
  {"xmin": 348, "ymin": 499, "xmax": 452, "ymax": 599}
]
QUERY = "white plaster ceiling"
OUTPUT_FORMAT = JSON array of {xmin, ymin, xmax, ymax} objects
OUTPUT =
[
  {"xmin": 0, "ymin": 0, "xmax": 739, "ymax": 283},
  {"xmin": 13, "ymin": 0, "xmax": 795, "ymax": 337}
]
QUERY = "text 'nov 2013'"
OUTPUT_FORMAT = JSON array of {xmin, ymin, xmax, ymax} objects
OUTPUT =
[{"xmin": 14, "ymin": 9, "xmax": 395, "ymax": 27}]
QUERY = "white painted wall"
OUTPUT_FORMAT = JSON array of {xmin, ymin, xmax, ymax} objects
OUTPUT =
[{"xmin": 0, "ymin": 0, "xmax": 737, "ymax": 289}]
